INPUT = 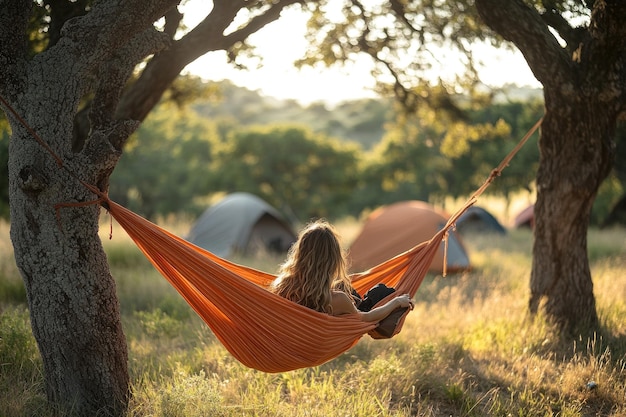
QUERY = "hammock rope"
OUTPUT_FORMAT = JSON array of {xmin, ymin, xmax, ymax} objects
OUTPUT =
[{"xmin": 0, "ymin": 93, "xmax": 543, "ymax": 372}]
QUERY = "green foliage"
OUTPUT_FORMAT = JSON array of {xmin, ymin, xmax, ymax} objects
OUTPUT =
[
  {"xmin": 163, "ymin": 75, "xmax": 222, "ymax": 109},
  {"xmin": 431, "ymin": 99, "xmax": 544, "ymax": 202},
  {"xmin": 615, "ymin": 121, "xmax": 626, "ymax": 186},
  {"xmin": 592, "ymin": 173, "xmax": 624, "ymax": 227},
  {"xmin": 214, "ymin": 124, "xmax": 362, "ymax": 221},
  {"xmin": 352, "ymin": 99, "xmax": 544, "ymax": 212},
  {"xmin": 104, "ymin": 82, "xmax": 621, "ymax": 227},
  {"xmin": 356, "ymin": 117, "xmax": 452, "ymax": 210},
  {"xmin": 109, "ymin": 103, "xmax": 221, "ymax": 220},
  {"xmin": 113, "ymin": 87, "xmax": 549, "ymax": 222},
  {"xmin": 193, "ymin": 81, "xmax": 391, "ymax": 150},
  {"xmin": 598, "ymin": 120, "xmax": 626, "ymax": 226}
]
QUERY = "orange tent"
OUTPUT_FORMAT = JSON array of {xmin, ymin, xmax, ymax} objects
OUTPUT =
[{"xmin": 348, "ymin": 201, "xmax": 471, "ymax": 274}]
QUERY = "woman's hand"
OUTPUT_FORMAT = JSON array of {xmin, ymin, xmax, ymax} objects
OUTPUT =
[
  {"xmin": 356, "ymin": 292, "xmax": 415, "ymax": 322},
  {"xmin": 394, "ymin": 294, "xmax": 414, "ymax": 310}
]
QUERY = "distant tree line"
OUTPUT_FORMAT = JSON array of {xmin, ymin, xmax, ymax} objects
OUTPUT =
[
  {"xmin": 1, "ymin": 86, "xmax": 622, "ymax": 226},
  {"xmin": 107, "ymin": 91, "xmax": 620, "ymax": 226}
]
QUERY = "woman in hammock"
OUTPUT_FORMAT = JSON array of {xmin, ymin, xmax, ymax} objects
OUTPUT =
[{"xmin": 270, "ymin": 219, "xmax": 414, "ymax": 320}]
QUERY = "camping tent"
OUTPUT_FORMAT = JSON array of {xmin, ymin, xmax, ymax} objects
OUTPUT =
[
  {"xmin": 348, "ymin": 201, "xmax": 471, "ymax": 274},
  {"xmin": 187, "ymin": 192, "xmax": 297, "ymax": 257},
  {"xmin": 456, "ymin": 206, "xmax": 507, "ymax": 235},
  {"xmin": 514, "ymin": 204, "xmax": 535, "ymax": 229}
]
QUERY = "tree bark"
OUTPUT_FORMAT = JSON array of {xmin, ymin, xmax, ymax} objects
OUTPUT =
[
  {"xmin": 2, "ymin": 0, "xmax": 176, "ymax": 414},
  {"xmin": 9, "ymin": 103, "xmax": 129, "ymax": 415},
  {"xmin": 475, "ymin": 0, "xmax": 624, "ymax": 333},
  {"xmin": 530, "ymin": 97, "xmax": 613, "ymax": 332}
]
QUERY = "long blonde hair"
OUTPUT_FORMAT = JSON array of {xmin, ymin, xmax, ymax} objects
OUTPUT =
[{"xmin": 271, "ymin": 219, "xmax": 351, "ymax": 313}]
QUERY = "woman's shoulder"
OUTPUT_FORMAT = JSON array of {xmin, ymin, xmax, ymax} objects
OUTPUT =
[
  {"xmin": 331, "ymin": 290, "xmax": 350, "ymax": 301},
  {"xmin": 331, "ymin": 290, "xmax": 357, "ymax": 315}
]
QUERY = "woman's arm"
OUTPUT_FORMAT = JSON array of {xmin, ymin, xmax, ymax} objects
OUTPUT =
[
  {"xmin": 359, "ymin": 294, "xmax": 413, "ymax": 322},
  {"xmin": 331, "ymin": 291, "xmax": 414, "ymax": 322}
]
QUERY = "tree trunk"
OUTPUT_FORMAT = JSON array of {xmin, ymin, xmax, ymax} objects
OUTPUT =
[
  {"xmin": 474, "ymin": 0, "xmax": 624, "ymax": 335},
  {"xmin": 529, "ymin": 93, "xmax": 614, "ymax": 333},
  {"xmin": 9, "ymin": 100, "xmax": 129, "ymax": 415}
]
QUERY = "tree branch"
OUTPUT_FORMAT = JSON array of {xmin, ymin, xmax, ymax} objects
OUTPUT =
[
  {"xmin": 587, "ymin": 0, "xmax": 626, "ymax": 109},
  {"xmin": 64, "ymin": 0, "xmax": 176, "ymax": 153},
  {"xmin": 163, "ymin": 6, "xmax": 183, "ymax": 39},
  {"xmin": 58, "ymin": 0, "xmax": 177, "ymax": 70},
  {"xmin": 116, "ymin": 0, "xmax": 304, "ymax": 123},
  {"xmin": 90, "ymin": 28, "xmax": 171, "ymax": 136},
  {"xmin": 539, "ymin": 2, "xmax": 584, "ymax": 51},
  {"xmin": 222, "ymin": 0, "xmax": 305, "ymax": 47},
  {"xmin": 474, "ymin": 0, "xmax": 573, "ymax": 87},
  {"xmin": 71, "ymin": 27, "xmax": 173, "ymax": 158},
  {"xmin": 44, "ymin": 0, "xmax": 90, "ymax": 49}
]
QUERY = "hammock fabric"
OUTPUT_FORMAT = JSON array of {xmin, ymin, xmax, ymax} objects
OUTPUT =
[
  {"xmin": 101, "ymin": 117, "xmax": 541, "ymax": 373},
  {"xmin": 0, "ymin": 93, "xmax": 542, "ymax": 373},
  {"xmin": 107, "ymin": 198, "xmax": 452, "ymax": 372}
]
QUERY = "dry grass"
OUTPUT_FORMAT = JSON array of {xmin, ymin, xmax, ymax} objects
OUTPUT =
[{"xmin": 1, "ymin": 217, "xmax": 625, "ymax": 416}]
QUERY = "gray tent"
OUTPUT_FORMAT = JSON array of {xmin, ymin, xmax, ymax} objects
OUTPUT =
[
  {"xmin": 187, "ymin": 192, "xmax": 297, "ymax": 258},
  {"xmin": 456, "ymin": 206, "xmax": 507, "ymax": 235}
]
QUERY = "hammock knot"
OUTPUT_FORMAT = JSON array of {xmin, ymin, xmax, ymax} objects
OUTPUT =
[{"xmin": 53, "ymin": 181, "xmax": 112, "ymax": 233}]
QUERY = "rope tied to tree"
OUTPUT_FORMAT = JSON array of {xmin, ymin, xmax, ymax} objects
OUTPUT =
[{"xmin": 0, "ymin": 94, "xmax": 115, "ymax": 232}]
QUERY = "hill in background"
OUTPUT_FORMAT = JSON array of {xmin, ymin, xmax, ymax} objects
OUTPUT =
[
  {"xmin": 193, "ymin": 80, "xmax": 393, "ymax": 149},
  {"xmin": 192, "ymin": 80, "xmax": 543, "ymax": 150}
]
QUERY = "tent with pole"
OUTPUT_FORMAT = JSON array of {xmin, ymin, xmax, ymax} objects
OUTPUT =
[{"xmin": 347, "ymin": 201, "xmax": 471, "ymax": 274}]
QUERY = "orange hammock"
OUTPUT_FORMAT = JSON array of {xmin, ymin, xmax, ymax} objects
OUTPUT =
[
  {"xmin": 107, "ymin": 199, "xmax": 448, "ymax": 372},
  {"xmin": 0, "ymin": 94, "xmax": 541, "ymax": 373},
  {"xmin": 102, "ymin": 117, "xmax": 542, "ymax": 373}
]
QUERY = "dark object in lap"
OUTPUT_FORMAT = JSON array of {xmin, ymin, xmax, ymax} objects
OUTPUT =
[{"xmin": 356, "ymin": 284, "xmax": 408, "ymax": 339}]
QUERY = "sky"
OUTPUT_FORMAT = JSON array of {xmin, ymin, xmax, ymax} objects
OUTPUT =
[{"xmin": 180, "ymin": 2, "xmax": 542, "ymax": 107}]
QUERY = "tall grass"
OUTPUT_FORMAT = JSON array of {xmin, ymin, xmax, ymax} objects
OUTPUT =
[{"xmin": 1, "ymin": 219, "xmax": 625, "ymax": 416}]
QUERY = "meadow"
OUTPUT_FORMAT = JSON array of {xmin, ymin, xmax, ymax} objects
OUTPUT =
[{"xmin": 1, "ymin": 217, "xmax": 625, "ymax": 416}]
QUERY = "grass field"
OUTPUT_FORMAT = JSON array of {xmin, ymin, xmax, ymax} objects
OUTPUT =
[{"xmin": 1, "ymin": 218, "xmax": 625, "ymax": 416}]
